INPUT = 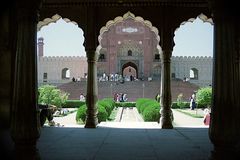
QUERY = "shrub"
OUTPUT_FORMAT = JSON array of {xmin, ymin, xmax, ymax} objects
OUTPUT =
[
  {"xmin": 97, "ymin": 105, "xmax": 108, "ymax": 122},
  {"xmin": 136, "ymin": 98, "xmax": 150, "ymax": 112},
  {"xmin": 62, "ymin": 100, "xmax": 85, "ymax": 108},
  {"xmin": 76, "ymin": 98, "xmax": 115, "ymax": 124},
  {"xmin": 76, "ymin": 104, "xmax": 87, "ymax": 123},
  {"xmin": 97, "ymin": 100, "xmax": 112, "ymax": 116},
  {"xmin": 139, "ymin": 99, "xmax": 158, "ymax": 113},
  {"xmin": 142, "ymin": 104, "xmax": 160, "ymax": 122},
  {"xmin": 171, "ymin": 102, "xmax": 179, "ymax": 109},
  {"xmin": 115, "ymin": 102, "xmax": 136, "ymax": 107},
  {"xmin": 177, "ymin": 93, "xmax": 185, "ymax": 109},
  {"xmin": 182, "ymin": 102, "xmax": 190, "ymax": 108},
  {"xmin": 38, "ymin": 84, "xmax": 69, "ymax": 108},
  {"xmin": 135, "ymin": 98, "xmax": 161, "ymax": 122},
  {"xmin": 196, "ymin": 87, "xmax": 212, "ymax": 108},
  {"xmin": 171, "ymin": 101, "xmax": 190, "ymax": 109}
]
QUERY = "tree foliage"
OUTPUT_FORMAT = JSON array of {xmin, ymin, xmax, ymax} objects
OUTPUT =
[
  {"xmin": 177, "ymin": 93, "xmax": 185, "ymax": 109},
  {"xmin": 38, "ymin": 84, "xmax": 69, "ymax": 108},
  {"xmin": 196, "ymin": 87, "xmax": 212, "ymax": 108}
]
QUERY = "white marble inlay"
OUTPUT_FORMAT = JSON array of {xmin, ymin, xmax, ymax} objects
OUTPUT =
[{"xmin": 122, "ymin": 27, "xmax": 138, "ymax": 33}]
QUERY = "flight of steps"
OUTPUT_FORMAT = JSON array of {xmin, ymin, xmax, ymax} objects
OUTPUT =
[{"xmin": 57, "ymin": 79, "xmax": 199, "ymax": 102}]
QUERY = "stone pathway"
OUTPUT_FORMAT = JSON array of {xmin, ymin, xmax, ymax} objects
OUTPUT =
[
  {"xmin": 51, "ymin": 109, "xmax": 83, "ymax": 128},
  {"xmin": 115, "ymin": 107, "xmax": 144, "ymax": 122},
  {"xmin": 49, "ymin": 107, "xmax": 208, "ymax": 128},
  {"xmin": 172, "ymin": 109, "xmax": 208, "ymax": 128}
]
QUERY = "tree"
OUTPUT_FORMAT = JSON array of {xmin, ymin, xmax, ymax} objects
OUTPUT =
[
  {"xmin": 177, "ymin": 93, "xmax": 185, "ymax": 109},
  {"xmin": 38, "ymin": 84, "xmax": 69, "ymax": 108},
  {"xmin": 196, "ymin": 87, "xmax": 212, "ymax": 108}
]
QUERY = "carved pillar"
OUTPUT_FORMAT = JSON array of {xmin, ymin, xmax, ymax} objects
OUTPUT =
[
  {"xmin": 10, "ymin": 1, "xmax": 41, "ymax": 159},
  {"xmin": 84, "ymin": 7, "xmax": 98, "ymax": 128},
  {"xmin": 209, "ymin": 1, "xmax": 240, "ymax": 159},
  {"xmin": 159, "ymin": 27, "xmax": 174, "ymax": 129},
  {"xmin": 85, "ymin": 50, "xmax": 99, "ymax": 128},
  {"xmin": 159, "ymin": 51, "xmax": 173, "ymax": 129}
]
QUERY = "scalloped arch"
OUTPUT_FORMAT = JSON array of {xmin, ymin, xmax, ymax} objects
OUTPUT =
[
  {"xmin": 175, "ymin": 13, "xmax": 213, "ymax": 33},
  {"xmin": 37, "ymin": 14, "xmax": 79, "ymax": 31},
  {"xmin": 97, "ymin": 11, "xmax": 161, "ymax": 54}
]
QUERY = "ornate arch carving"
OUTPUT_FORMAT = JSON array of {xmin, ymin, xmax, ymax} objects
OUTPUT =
[
  {"xmin": 175, "ymin": 13, "xmax": 213, "ymax": 33},
  {"xmin": 37, "ymin": 14, "xmax": 79, "ymax": 31},
  {"xmin": 97, "ymin": 11, "xmax": 161, "ymax": 54}
]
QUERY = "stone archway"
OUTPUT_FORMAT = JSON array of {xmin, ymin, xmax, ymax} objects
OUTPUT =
[
  {"xmin": 122, "ymin": 62, "xmax": 138, "ymax": 80},
  {"xmin": 190, "ymin": 68, "xmax": 198, "ymax": 80}
]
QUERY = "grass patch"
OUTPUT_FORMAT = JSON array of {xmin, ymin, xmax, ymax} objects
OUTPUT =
[{"xmin": 176, "ymin": 109, "xmax": 204, "ymax": 118}]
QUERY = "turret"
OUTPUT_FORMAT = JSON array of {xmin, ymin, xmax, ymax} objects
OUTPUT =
[{"xmin": 38, "ymin": 37, "xmax": 44, "ymax": 57}]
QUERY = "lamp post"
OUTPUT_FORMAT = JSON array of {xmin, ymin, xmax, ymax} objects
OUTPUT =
[{"xmin": 142, "ymin": 83, "xmax": 145, "ymax": 98}]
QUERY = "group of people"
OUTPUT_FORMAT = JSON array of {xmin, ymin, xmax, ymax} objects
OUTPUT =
[
  {"xmin": 99, "ymin": 72, "xmax": 122, "ymax": 82},
  {"xmin": 99, "ymin": 72, "xmax": 138, "ymax": 83},
  {"xmin": 114, "ymin": 93, "xmax": 128, "ymax": 102},
  {"xmin": 72, "ymin": 77, "xmax": 81, "ymax": 82}
]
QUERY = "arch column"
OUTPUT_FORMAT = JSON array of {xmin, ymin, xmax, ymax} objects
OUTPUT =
[
  {"xmin": 10, "ymin": 1, "xmax": 42, "ymax": 159},
  {"xmin": 159, "ymin": 27, "xmax": 174, "ymax": 129},
  {"xmin": 209, "ymin": 1, "xmax": 240, "ymax": 159},
  {"xmin": 85, "ymin": 50, "xmax": 98, "ymax": 128},
  {"xmin": 84, "ymin": 7, "xmax": 98, "ymax": 128}
]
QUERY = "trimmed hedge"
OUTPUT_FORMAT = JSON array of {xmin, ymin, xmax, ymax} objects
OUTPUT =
[
  {"xmin": 136, "ymin": 98, "xmax": 160, "ymax": 122},
  {"xmin": 142, "ymin": 104, "xmax": 160, "ymax": 122},
  {"xmin": 171, "ymin": 102, "xmax": 190, "ymax": 109},
  {"xmin": 76, "ymin": 98, "xmax": 116, "ymax": 124},
  {"xmin": 76, "ymin": 104, "xmax": 87, "ymax": 123},
  {"xmin": 97, "ymin": 105, "xmax": 108, "ymax": 122},
  {"xmin": 63, "ymin": 100, "xmax": 85, "ymax": 108},
  {"xmin": 115, "ymin": 102, "xmax": 136, "ymax": 107},
  {"xmin": 136, "ymin": 98, "xmax": 150, "ymax": 112}
]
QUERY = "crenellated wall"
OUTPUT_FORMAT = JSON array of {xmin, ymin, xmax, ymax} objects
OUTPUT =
[
  {"xmin": 38, "ymin": 56, "xmax": 88, "ymax": 86},
  {"xmin": 38, "ymin": 55, "xmax": 213, "ymax": 87},
  {"xmin": 171, "ymin": 56, "xmax": 213, "ymax": 86}
]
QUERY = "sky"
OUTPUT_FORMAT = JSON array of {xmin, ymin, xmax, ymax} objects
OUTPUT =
[{"xmin": 37, "ymin": 17, "xmax": 213, "ymax": 57}]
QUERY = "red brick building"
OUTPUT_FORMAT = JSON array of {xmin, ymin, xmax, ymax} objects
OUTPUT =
[{"xmin": 97, "ymin": 12, "xmax": 161, "ymax": 80}]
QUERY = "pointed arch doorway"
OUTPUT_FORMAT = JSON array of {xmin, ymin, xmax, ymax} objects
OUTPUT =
[{"xmin": 122, "ymin": 62, "xmax": 138, "ymax": 81}]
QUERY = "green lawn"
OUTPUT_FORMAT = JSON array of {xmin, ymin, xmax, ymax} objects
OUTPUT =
[{"xmin": 175, "ymin": 109, "xmax": 204, "ymax": 118}]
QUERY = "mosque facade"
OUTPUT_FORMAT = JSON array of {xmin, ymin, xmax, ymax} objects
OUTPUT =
[
  {"xmin": 38, "ymin": 15, "xmax": 212, "ymax": 87},
  {"xmin": 37, "ymin": 38, "xmax": 212, "ymax": 87}
]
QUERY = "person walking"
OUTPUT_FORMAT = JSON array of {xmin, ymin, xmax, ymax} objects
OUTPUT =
[{"xmin": 189, "ymin": 92, "xmax": 196, "ymax": 110}]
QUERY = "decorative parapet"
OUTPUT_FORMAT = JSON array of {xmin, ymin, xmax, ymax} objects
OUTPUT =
[
  {"xmin": 171, "ymin": 56, "xmax": 213, "ymax": 61},
  {"xmin": 39, "ymin": 56, "xmax": 87, "ymax": 62}
]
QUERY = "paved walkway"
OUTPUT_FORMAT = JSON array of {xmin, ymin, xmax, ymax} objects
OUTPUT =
[
  {"xmin": 52, "ymin": 109, "xmax": 83, "ymax": 128},
  {"xmin": 51, "ymin": 108, "xmax": 209, "ymax": 129},
  {"xmin": 115, "ymin": 107, "xmax": 144, "ymax": 122},
  {"xmin": 0, "ymin": 107, "xmax": 212, "ymax": 160},
  {"xmin": 172, "ymin": 109, "xmax": 208, "ymax": 128}
]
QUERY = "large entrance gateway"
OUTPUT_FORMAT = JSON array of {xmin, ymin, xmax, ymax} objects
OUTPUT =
[
  {"xmin": 122, "ymin": 61, "xmax": 138, "ymax": 80},
  {"xmin": 97, "ymin": 12, "xmax": 160, "ymax": 80},
  {"xmin": 117, "ymin": 39, "xmax": 144, "ymax": 79}
]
